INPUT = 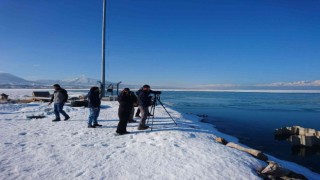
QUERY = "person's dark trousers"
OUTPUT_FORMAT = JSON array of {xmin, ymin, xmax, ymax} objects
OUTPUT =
[
  {"xmin": 135, "ymin": 108, "xmax": 140, "ymax": 116},
  {"xmin": 129, "ymin": 107, "xmax": 135, "ymax": 121},
  {"xmin": 88, "ymin": 107, "xmax": 100, "ymax": 126},
  {"xmin": 54, "ymin": 103, "xmax": 69, "ymax": 119},
  {"xmin": 117, "ymin": 108, "xmax": 131, "ymax": 133}
]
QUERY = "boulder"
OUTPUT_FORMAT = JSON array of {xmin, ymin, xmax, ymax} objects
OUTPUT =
[
  {"xmin": 0, "ymin": 93, "xmax": 9, "ymax": 100},
  {"xmin": 259, "ymin": 161, "xmax": 307, "ymax": 180},
  {"xmin": 275, "ymin": 127, "xmax": 292, "ymax": 136},
  {"xmin": 289, "ymin": 135, "xmax": 320, "ymax": 147},
  {"xmin": 275, "ymin": 126, "xmax": 320, "ymax": 147},
  {"xmin": 70, "ymin": 100, "xmax": 88, "ymax": 107},
  {"xmin": 260, "ymin": 161, "xmax": 290, "ymax": 177}
]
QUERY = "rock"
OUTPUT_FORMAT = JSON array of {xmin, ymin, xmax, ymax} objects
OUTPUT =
[
  {"xmin": 1, "ymin": 93, "xmax": 9, "ymax": 100},
  {"xmin": 275, "ymin": 126, "xmax": 320, "ymax": 147},
  {"xmin": 289, "ymin": 135, "xmax": 320, "ymax": 147},
  {"xmin": 261, "ymin": 161, "xmax": 290, "ymax": 177},
  {"xmin": 0, "ymin": 93, "xmax": 9, "ymax": 103},
  {"xmin": 214, "ymin": 137, "xmax": 228, "ymax": 145},
  {"xmin": 259, "ymin": 161, "xmax": 307, "ymax": 180},
  {"xmin": 70, "ymin": 100, "xmax": 89, "ymax": 107},
  {"xmin": 226, "ymin": 142, "xmax": 268, "ymax": 161},
  {"xmin": 283, "ymin": 171, "xmax": 308, "ymax": 180},
  {"xmin": 275, "ymin": 127, "xmax": 292, "ymax": 136}
]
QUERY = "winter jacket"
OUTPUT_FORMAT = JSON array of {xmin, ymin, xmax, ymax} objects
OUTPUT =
[
  {"xmin": 118, "ymin": 91, "xmax": 137, "ymax": 110},
  {"xmin": 136, "ymin": 89, "xmax": 154, "ymax": 107},
  {"xmin": 87, "ymin": 91, "xmax": 101, "ymax": 108},
  {"xmin": 50, "ymin": 88, "xmax": 68, "ymax": 103}
]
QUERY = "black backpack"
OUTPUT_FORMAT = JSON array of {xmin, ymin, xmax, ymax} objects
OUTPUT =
[{"xmin": 61, "ymin": 89, "xmax": 68, "ymax": 102}]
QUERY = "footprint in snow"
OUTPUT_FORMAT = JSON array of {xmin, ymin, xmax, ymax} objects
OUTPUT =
[
  {"xmin": 19, "ymin": 132, "xmax": 27, "ymax": 136},
  {"xmin": 75, "ymin": 171, "xmax": 85, "ymax": 177},
  {"xmin": 189, "ymin": 133, "xmax": 196, "ymax": 138},
  {"xmin": 81, "ymin": 144, "xmax": 94, "ymax": 147},
  {"xmin": 50, "ymin": 154, "xmax": 58, "ymax": 158}
]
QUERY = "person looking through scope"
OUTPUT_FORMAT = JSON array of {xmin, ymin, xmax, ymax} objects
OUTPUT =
[{"xmin": 136, "ymin": 85, "xmax": 161, "ymax": 130}]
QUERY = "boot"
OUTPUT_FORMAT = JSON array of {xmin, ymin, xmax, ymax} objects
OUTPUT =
[
  {"xmin": 52, "ymin": 118, "xmax": 61, "ymax": 122},
  {"xmin": 88, "ymin": 125, "xmax": 96, "ymax": 128},
  {"xmin": 93, "ymin": 123, "xmax": 102, "ymax": 127},
  {"xmin": 138, "ymin": 125, "xmax": 149, "ymax": 130}
]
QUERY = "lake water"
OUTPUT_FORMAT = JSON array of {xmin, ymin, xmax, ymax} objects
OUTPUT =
[{"xmin": 158, "ymin": 91, "xmax": 320, "ymax": 173}]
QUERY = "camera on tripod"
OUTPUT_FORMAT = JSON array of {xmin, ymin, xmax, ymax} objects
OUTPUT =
[
  {"xmin": 147, "ymin": 91, "xmax": 177, "ymax": 131},
  {"xmin": 151, "ymin": 91, "xmax": 162, "ymax": 95}
]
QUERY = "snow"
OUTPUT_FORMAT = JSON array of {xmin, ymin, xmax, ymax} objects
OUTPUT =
[{"xmin": 0, "ymin": 90, "xmax": 319, "ymax": 180}]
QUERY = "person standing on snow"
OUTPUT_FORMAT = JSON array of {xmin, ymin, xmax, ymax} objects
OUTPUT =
[
  {"xmin": 86, "ymin": 86, "xmax": 102, "ymax": 128},
  {"xmin": 116, "ymin": 88, "xmax": 137, "ymax": 135},
  {"xmin": 136, "ymin": 84, "xmax": 159, "ymax": 130},
  {"xmin": 49, "ymin": 84, "xmax": 70, "ymax": 122}
]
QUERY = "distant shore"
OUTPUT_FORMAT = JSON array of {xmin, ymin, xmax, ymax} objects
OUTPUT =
[{"xmin": 1, "ymin": 88, "xmax": 320, "ymax": 94}]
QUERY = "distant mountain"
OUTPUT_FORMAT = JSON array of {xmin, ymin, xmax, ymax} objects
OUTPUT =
[
  {"xmin": 34, "ymin": 79, "xmax": 59, "ymax": 85},
  {"xmin": 61, "ymin": 76, "xmax": 100, "ymax": 85},
  {"xmin": 0, "ymin": 73, "xmax": 34, "ymax": 85},
  {"xmin": 34, "ymin": 76, "xmax": 100, "ymax": 86},
  {"xmin": 0, "ymin": 73, "xmax": 113, "ymax": 88}
]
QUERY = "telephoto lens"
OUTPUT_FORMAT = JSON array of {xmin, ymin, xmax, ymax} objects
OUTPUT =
[{"xmin": 153, "ymin": 91, "xmax": 162, "ymax": 95}]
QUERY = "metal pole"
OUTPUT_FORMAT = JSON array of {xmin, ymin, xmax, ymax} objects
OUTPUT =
[{"xmin": 101, "ymin": 0, "xmax": 107, "ymax": 98}]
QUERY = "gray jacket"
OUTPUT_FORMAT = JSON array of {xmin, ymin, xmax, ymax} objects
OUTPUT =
[{"xmin": 50, "ymin": 88, "xmax": 68, "ymax": 103}]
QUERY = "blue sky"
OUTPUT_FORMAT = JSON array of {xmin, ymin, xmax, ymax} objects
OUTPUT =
[{"xmin": 0, "ymin": 0, "xmax": 319, "ymax": 87}]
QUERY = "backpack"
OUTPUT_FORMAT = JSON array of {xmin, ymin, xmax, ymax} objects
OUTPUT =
[{"xmin": 61, "ymin": 89, "xmax": 68, "ymax": 102}]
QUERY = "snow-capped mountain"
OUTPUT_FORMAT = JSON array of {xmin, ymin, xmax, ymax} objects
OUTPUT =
[
  {"xmin": 61, "ymin": 76, "xmax": 100, "ymax": 85},
  {"xmin": 0, "ymin": 73, "xmax": 102, "ymax": 88},
  {"xmin": 0, "ymin": 73, "xmax": 34, "ymax": 85}
]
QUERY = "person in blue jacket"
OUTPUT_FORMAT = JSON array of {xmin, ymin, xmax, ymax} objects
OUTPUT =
[{"xmin": 87, "ymin": 86, "xmax": 102, "ymax": 128}]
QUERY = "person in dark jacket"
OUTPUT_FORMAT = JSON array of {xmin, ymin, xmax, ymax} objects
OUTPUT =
[
  {"xmin": 49, "ymin": 84, "xmax": 70, "ymax": 122},
  {"xmin": 117, "ymin": 88, "xmax": 137, "ymax": 135},
  {"xmin": 87, "ymin": 86, "xmax": 102, "ymax": 128},
  {"xmin": 136, "ymin": 84, "xmax": 156, "ymax": 130}
]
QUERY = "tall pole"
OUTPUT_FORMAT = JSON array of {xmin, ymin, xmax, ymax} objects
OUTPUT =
[{"xmin": 101, "ymin": 0, "xmax": 107, "ymax": 97}]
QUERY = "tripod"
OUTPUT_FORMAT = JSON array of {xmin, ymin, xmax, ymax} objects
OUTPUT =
[{"xmin": 147, "ymin": 94, "xmax": 177, "ymax": 131}]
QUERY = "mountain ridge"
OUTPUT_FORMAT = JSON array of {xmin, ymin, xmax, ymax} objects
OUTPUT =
[{"xmin": 0, "ymin": 73, "xmax": 104, "ymax": 88}]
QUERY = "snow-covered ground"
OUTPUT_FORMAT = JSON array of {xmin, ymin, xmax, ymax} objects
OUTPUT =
[{"xmin": 0, "ymin": 90, "xmax": 319, "ymax": 180}]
